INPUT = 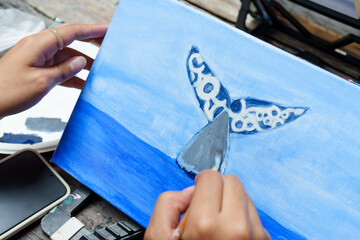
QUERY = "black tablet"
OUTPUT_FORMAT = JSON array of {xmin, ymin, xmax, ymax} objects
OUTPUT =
[{"xmin": 0, "ymin": 149, "xmax": 70, "ymax": 239}]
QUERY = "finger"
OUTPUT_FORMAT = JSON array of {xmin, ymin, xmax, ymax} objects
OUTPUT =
[
  {"xmin": 221, "ymin": 175, "xmax": 248, "ymax": 216},
  {"xmin": 55, "ymin": 23, "xmax": 108, "ymax": 45},
  {"xmin": 60, "ymin": 76, "xmax": 85, "ymax": 89},
  {"xmin": 31, "ymin": 23, "xmax": 107, "ymax": 62},
  {"xmin": 48, "ymin": 23, "xmax": 107, "ymax": 55},
  {"xmin": 51, "ymin": 47, "xmax": 94, "ymax": 70},
  {"xmin": 145, "ymin": 186, "xmax": 195, "ymax": 240},
  {"xmin": 45, "ymin": 56, "xmax": 87, "ymax": 88},
  {"xmin": 188, "ymin": 170, "xmax": 223, "ymax": 218},
  {"xmin": 247, "ymin": 195, "xmax": 271, "ymax": 240}
]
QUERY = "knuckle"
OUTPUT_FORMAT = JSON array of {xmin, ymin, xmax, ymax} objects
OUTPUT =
[
  {"xmin": 193, "ymin": 218, "xmax": 216, "ymax": 236},
  {"xmin": 57, "ymin": 64, "xmax": 66, "ymax": 78},
  {"xmin": 31, "ymin": 72, "xmax": 50, "ymax": 92},
  {"xmin": 232, "ymin": 225, "xmax": 252, "ymax": 240},
  {"xmin": 157, "ymin": 191, "xmax": 177, "ymax": 204}
]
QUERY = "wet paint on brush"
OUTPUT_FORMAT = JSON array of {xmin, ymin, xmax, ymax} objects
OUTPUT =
[
  {"xmin": 25, "ymin": 117, "xmax": 67, "ymax": 132},
  {"xmin": 0, "ymin": 133, "xmax": 42, "ymax": 144}
]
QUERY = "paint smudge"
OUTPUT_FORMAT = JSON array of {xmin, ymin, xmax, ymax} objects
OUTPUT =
[
  {"xmin": 0, "ymin": 133, "xmax": 42, "ymax": 144},
  {"xmin": 25, "ymin": 117, "xmax": 67, "ymax": 132},
  {"xmin": 64, "ymin": 196, "xmax": 72, "ymax": 205}
]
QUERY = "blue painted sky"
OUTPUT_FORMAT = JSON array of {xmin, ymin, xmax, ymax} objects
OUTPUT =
[{"xmin": 62, "ymin": 0, "xmax": 360, "ymax": 239}]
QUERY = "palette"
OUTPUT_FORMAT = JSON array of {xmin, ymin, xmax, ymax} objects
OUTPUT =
[
  {"xmin": 0, "ymin": 86, "xmax": 80, "ymax": 154},
  {"xmin": 0, "ymin": 40, "xmax": 99, "ymax": 154}
]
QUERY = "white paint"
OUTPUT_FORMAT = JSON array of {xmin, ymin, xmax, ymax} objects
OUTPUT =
[{"xmin": 188, "ymin": 52, "xmax": 305, "ymax": 133}]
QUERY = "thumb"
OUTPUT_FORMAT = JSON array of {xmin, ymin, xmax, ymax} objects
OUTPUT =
[
  {"xmin": 145, "ymin": 186, "xmax": 195, "ymax": 240},
  {"xmin": 46, "ymin": 56, "xmax": 87, "ymax": 87}
]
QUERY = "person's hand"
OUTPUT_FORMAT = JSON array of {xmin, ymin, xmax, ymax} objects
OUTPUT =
[
  {"xmin": 145, "ymin": 170, "xmax": 271, "ymax": 240},
  {"xmin": 0, "ymin": 23, "xmax": 108, "ymax": 118}
]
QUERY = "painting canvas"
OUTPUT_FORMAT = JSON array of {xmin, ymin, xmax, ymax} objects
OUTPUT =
[{"xmin": 52, "ymin": 0, "xmax": 360, "ymax": 239}]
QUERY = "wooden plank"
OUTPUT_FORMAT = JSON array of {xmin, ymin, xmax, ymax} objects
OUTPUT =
[
  {"xmin": 287, "ymin": 15, "xmax": 360, "ymax": 57},
  {"xmin": 25, "ymin": 0, "xmax": 118, "ymax": 24},
  {"xmin": 186, "ymin": 0, "xmax": 240, "ymax": 22},
  {"xmin": 75, "ymin": 194, "xmax": 129, "ymax": 232},
  {"xmin": 186, "ymin": 0, "xmax": 359, "ymax": 57},
  {"xmin": 180, "ymin": 0, "xmax": 234, "ymax": 24},
  {"xmin": 266, "ymin": 29, "xmax": 360, "ymax": 79},
  {"xmin": 355, "ymin": 0, "xmax": 360, "ymax": 19}
]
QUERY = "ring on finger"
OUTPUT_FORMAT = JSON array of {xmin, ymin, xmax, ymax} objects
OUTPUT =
[{"xmin": 49, "ymin": 27, "xmax": 64, "ymax": 50}]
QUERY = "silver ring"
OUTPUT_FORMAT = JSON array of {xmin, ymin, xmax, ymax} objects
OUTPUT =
[{"xmin": 49, "ymin": 27, "xmax": 64, "ymax": 50}]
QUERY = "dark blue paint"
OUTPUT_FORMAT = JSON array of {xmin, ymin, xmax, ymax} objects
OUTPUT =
[
  {"xmin": 213, "ymin": 107, "xmax": 224, "ymax": 118},
  {"xmin": 258, "ymin": 209, "xmax": 307, "ymax": 240},
  {"xmin": 52, "ymin": 99, "xmax": 306, "ymax": 240},
  {"xmin": 230, "ymin": 99, "xmax": 243, "ymax": 113},
  {"xmin": 218, "ymin": 85, "xmax": 231, "ymax": 107},
  {"xmin": 0, "ymin": 133, "xmax": 42, "ymax": 144},
  {"xmin": 209, "ymin": 99, "xmax": 215, "ymax": 109},
  {"xmin": 203, "ymin": 82, "xmax": 214, "ymax": 93},
  {"xmin": 245, "ymin": 97, "xmax": 274, "ymax": 108},
  {"xmin": 235, "ymin": 120, "xmax": 243, "ymax": 128}
]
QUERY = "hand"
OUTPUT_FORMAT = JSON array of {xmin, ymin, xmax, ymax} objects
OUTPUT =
[
  {"xmin": 145, "ymin": 170, "xmax": 271, "ymax": 240},
  {"xmin": 0, "ymin": 23, "xmax": 108, "ymax": 118}
]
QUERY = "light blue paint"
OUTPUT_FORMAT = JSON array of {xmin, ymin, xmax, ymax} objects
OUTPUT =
[{"xmin": 52, "ymin": 0, "xmax": 360, "ymax": 239}]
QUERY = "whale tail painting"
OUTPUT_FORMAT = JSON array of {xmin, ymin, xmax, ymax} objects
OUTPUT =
[
  {"xmin": 176, "ymin": 46, "xmax": 309, "ymax": 178},
  {"xmin": 186, "ymin": 46, "xmax": 308, "ymax": 135}
]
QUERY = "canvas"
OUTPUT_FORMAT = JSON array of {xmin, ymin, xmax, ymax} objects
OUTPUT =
[{"xmin": 52, "ymin": 0, "xmax": 360, "ymax": 239}]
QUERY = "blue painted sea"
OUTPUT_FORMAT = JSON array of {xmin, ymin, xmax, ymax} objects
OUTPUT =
[{"xmin": 53, "ymin": 99, "xmax": 305, "ymax": 239}]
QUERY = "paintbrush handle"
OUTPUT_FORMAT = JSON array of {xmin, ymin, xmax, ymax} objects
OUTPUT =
[{"xmin": 171, "ymin": 208, "xmax": 189, "ymax": 240}]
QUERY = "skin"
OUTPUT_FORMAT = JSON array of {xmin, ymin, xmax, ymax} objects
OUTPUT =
[
  {"xmin": 145, "ymin": 170, "xmax": 271, "ymax": 240},
  {"xmin": 0, "ymin": 23, "xmax": 108, "ymax": 118}
]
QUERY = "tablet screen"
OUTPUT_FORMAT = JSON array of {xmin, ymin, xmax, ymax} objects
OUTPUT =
[{"xmin": 0, "ymin": 150, "xmax": 68, "ymax": 235}]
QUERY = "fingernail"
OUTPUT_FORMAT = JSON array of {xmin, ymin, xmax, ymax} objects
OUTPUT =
[{"xmin": 69, "ymin": 56, "xmax": 86, "ymax": 73}]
